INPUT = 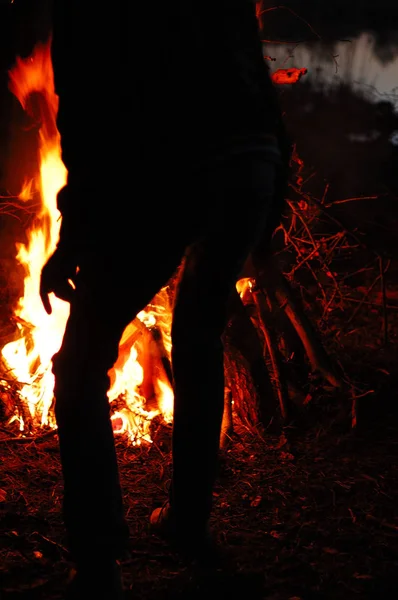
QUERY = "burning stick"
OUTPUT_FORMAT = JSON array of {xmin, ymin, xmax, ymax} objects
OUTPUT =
[
  {"xmin": 220, "ymin": 385, "xmax": 234, "ymax": 449},
  {"xmin": 224, "ymin": 288, "xmax": 281, "ymax": 433},
  {"xmin": 251, "ymin": 285, "xmax": 290, "ymax": 421}
]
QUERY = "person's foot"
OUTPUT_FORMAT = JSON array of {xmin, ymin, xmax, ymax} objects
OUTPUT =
[
  {"xmin": 150, "ymin": 502, "xmax": 222, "ymax": 565},
  {"xmin": 65, "ymin": 559, "xmax": 124, "ymax": 600}
]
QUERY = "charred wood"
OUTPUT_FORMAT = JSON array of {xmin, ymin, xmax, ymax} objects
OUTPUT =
[{"xmin": 224, "ymin": 288, "xmax": 282, "ymax": 433}]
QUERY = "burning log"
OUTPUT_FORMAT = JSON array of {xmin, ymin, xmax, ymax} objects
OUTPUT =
[
  {"xmin": 0, "ymin": 380, "xmax": 19, "ymax": 423},
  {"xmin": 0, "ymin": 375, "xmax": 34, "ymax": 433},
  {"xmin": 250, "ymin": 285, "xmax": 290, "ymax": 421},
  {"xmin": 220, "ymin": 385, "xmax": 233, "ymax": 449},
  {"xmin": 150, "ymin": 327, "xmax": 173, "ymax": 387},
  {"xmin": 137, "ymin": 325, "xmax": 173, "ymax": 414},
  {"xmin": 224, "ymin": 288, "xmax": 281, "ymax": 433}
]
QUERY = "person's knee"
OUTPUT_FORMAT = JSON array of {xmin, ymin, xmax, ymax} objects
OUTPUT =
[
  {"xmin": 171, "ymin": 312, "xmax": 226, "ymax": 355},
  {"xmin": 53, "ymin": 353, "xmax": 112, "ymax": 425}
]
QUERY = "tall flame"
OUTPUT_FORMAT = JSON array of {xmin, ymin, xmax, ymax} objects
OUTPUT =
[
  {"xmin": 2, "ymin": 41, "xmax": 69, "ymax": 429},
  {"xmin": 1, "ymin": 39, "xmax": 174, "ymax": 442}
]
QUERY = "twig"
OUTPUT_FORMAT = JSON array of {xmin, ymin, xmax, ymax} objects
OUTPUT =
[
  {"xmin": 287, "ymin": 200, "xmax": 345, "ymax": 305},
  {"xmin": 288, "ymin": 182, "xmax": 380, "ymax": 256},
  {"xmin": 0, "ymin": 429, "xmax": 57, "ymax": 444},
  {"xmin": 379, "ymin": 256, "xmax": 389, "ymax": 345},
  {"xmin": 346, "ymin": 275, "xmax": 381, "ymax": 324},
  {"xmin": 366, "ymin": 513, "xmax": 398, "ymax": 532},
  {"xmin": 337, "ymin": 297, "xmax": 398, "ymax": 312},
  {"xmin": 257, "ymin": 4, "xmax": 349, "ymax": 72},
  {"xmin": 330, "ymin": 195, "xmax": 379, "ymax": 206},
  {"xmin": 33, "ymin": 533, "xmax": 69, "ymax": 556},
  {"xmin": 258, "ymin": 5, "xmax": 322, "ymax": 40},
  {"xmin": 251, "ymin": 287, "xmax": 289, "ymax": 421},
  {"xmin": 281, "ymin": 224, "xmax": 327, "ymax": 304}
]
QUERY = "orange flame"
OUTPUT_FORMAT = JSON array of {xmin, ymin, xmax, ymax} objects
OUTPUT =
[{"xmin": 2, "ymin": 41, "xmax": 69, "ymax": 429}]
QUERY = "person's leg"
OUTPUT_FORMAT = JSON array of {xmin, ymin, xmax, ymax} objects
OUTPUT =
[
  {"xmin": 169, "ymin": 156, "xmax": 277, "ymax": 536},
  {"xmin": 53, "ymin": 250, "xmax": 183, "ymax": 565}
]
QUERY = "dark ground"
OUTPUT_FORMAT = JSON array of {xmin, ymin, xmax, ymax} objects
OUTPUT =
[{"xmin": 1, "ymin": 394, "xmax": 398, "ymax": 600}]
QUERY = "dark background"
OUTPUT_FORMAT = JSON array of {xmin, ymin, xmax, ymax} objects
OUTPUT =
[
  {"xmin": 261, "ymin": 1, "xmax": 398, "ymax": 256},
  {"xmin": 0, "ymin": 0, "xmax": 397, "ymax": 250}
]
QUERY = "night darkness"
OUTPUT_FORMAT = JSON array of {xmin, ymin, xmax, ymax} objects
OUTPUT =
[{"xmin": 1, "ymin": 2, "xmax": 398, "ymax": 599}]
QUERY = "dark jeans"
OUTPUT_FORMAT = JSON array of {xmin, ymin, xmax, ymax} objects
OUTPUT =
[{"xmin": 52, "ymin": 157, "xmax": 276, "ymax": 561}]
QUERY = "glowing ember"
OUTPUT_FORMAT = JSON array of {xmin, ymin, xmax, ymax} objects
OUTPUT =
[
  {"xmin": 0, "ymin": 39, "xmax": 174, "ymax": 443},
  {"xmin": 236, "ymin": 278, "xmax": 254, "ymax": 300},
  {"xmin": 271, "ymin": 68, "xmax": 308, "ymax": 85}
]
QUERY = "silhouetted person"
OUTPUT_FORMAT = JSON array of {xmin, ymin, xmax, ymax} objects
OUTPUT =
[{"xmin": 39, "ymin": 2, "xmax": 290, "ymax": 598}]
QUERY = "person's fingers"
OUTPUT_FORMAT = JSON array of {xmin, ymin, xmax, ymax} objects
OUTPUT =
[
  {"xmin": 39, "ymin": 283, "xmax": 53, "ymax": 315},
  {"xmin": 40, "ymin": 281, "xmax": 75, "ymax": 313},
  {"xmin": 40, "ymin": 258, "xmax": 76, "ymax": 314},
  {"xmin": 54, "ymin": 280, "xmax": 75, "ymax": 304}
]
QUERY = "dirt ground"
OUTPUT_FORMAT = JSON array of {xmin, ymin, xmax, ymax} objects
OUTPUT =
[{"xmin": 1, "ymin": 381, "xmax": 398, "ymax": 600}]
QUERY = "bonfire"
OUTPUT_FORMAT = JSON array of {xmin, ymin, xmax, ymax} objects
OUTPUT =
[{"xmin": 0, "ymin": 40, "xmax": 174, "ymax": 444}]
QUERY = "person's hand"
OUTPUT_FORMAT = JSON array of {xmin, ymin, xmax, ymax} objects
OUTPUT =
[{"xmin": 39, "ymin": 247, "xmax": 78, "ymax": 315}]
